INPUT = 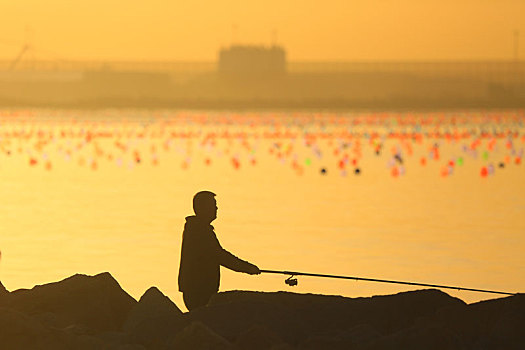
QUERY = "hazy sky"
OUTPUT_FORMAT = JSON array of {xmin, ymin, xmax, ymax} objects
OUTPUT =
[{"xmin": 0, "ymin": 0, "xmax": 523, "ymax": 61}]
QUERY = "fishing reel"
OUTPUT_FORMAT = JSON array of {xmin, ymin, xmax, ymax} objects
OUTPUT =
[{"xmin": 285, "ymin": 275, "xmax": 298, "ymax": 287}]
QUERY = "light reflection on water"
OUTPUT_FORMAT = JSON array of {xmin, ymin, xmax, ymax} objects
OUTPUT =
[{"xmin": 0, "ymin": 109, "xmax": 523, "ymax": 310}]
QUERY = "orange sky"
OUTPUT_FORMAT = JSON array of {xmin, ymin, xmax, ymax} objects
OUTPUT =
[{"xmin": 0, "ymin": 0, "xmax": 523, "ymax": 61}]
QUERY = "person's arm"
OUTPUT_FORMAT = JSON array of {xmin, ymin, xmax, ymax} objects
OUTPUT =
[
  {"xmin": 212, "ymin": 232, "xmax": 259, "ymax": 274},
  {"xmin": 218, "ymin": 247, "xmax": 260, "ymax": 274}
]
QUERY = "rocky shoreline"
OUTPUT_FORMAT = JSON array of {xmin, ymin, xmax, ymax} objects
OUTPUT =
[{"xmin": 0, "ymin": 273, "xmax": 522, "ymax": 349}]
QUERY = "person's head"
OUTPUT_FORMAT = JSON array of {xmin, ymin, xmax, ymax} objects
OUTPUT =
[{"xmin": 193, "ymin": 191, "xmax": 217, "ymax": 223}]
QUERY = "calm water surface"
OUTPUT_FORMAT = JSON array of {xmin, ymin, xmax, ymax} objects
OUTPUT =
[{"xmin": 0, "ymin": 109, "xmax": 523, "ymax": 310}]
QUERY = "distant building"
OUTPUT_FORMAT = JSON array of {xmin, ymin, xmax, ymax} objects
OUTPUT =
[{"xmin": 218, "ymin": 45, "xmax": 286, "ymax": 77}]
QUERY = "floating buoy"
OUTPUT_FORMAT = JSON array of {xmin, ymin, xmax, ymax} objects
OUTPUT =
[
  {"xmin": 232, "ymin": 157, "xmax": 240, "ymax": 169},
  {"xmin": 391, "ymin": 167, "xmax": 399, "ymax": 178}
]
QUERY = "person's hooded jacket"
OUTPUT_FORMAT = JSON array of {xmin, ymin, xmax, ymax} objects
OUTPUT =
[{"xmin": 178, "ymin": 215, "xmax": 255, "ymax": 294}]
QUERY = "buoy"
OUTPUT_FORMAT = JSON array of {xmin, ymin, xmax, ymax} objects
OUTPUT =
[{"xmin": 391, "ymin": 167, "xmax": 399, "ymax": 178}]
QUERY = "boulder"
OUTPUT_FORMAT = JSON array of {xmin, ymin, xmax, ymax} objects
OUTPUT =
[
  {"xmin": 298, "ymin": 324, "xmax": 381, "ymax": 350},
  {"xmin": 234, "ymin": 324, "xmax": 289, "ymax": 350},
  {"xmin": 123, "ymin": 287, "xmax": 185, "ymax": 349},
  {"xmin": 0, "ymin": 306, "xmax": 109, "ymax": 350},
  {"xmin": 366, "ymin": 318, "xmax": 465, "ymax": 350},
  {"xmin": 166, "ymin": 321, "xmax": 233, "ymax": 350},
  {"xmin": 190, "ymin": 291, "xmax": 309, "ymax": 344},
  {"xmin": 1, "ymin": 273, "xmax": 522, "ymax": 350},
  {"xmin": 0, "ymin": 281, "xmax": 8, "ymax": 306},
  {"xmin": 192, "ymin": 289, "xmax": 464, "ymax": 346},
  {"xmin": 0, "ymin": 306, "xmax": 63, "ymax": 349},
  {"xmin": 0, "ymin": 281, "xmax": 7, "ymax": 294},
  {"xmin": 7, "ymin": 272, "xmax": 137, "ymax": 332},
  {"xmin": 453, "ymin": 293, "xmax": 525, "ymax": 349},
  {"xmin": 123, "ymin": 286, "xmax": 183, "ymax": 332}
]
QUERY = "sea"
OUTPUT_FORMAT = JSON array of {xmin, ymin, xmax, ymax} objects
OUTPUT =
[{"xmin": 0, "ymin": 109, "xmax": 523, "ymax": 310}]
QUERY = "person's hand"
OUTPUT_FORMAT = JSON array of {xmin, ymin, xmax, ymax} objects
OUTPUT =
[{"xmin": 246, "ymin": 263, "xmax": 261, "ymax": 275}]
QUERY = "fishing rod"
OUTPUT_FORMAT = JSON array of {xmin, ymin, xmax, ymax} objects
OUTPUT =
[{"xmin": 260, "ymin": 269, "xmax": 517, "ymax": 296}]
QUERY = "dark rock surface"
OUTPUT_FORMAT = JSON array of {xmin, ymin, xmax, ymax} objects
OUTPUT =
[
  {"xmin": 0, "ymin": 280, "xmax": 8, "ymax": 306},
  {"xmin": 5, "ymin": 272, "xmax": 137, "ymax": 332},
  {"xmin": 123, "ymin": 287, "xmax": 183, "ymax": 332},
  {"xmin": 234, "ymin": 324, "xmax": 289, "ymax": 350},
  {"xmin": 0, "ymin": 280, "xmax": 7, "ymax": 294},
  {"xmin": 190, "ymin": 289, "xmax": 465, "ymax": 345},
  {"xmin": 166, "ymin": 322, "xmax": 233, "ymax": 350},
  {"xmin": 0, "ymin": 273, "xmax": 522, "ymax": 349},
  {"xmin": 123, "ymin": 287, "xmax": 185, "ymax": 349}
]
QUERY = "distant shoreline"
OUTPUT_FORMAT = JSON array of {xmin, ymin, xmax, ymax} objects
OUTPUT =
[{"xmin": 1, "ymin": 97, "xmax": 524, "ymax": 111}]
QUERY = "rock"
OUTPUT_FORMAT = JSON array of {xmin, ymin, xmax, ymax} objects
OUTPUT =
[
  {"xmin": 456, "ymin": 293, "xmax": 525, "ymax": 349},
  {"xmin": 0, "ymin": 281, "xmax": 7, "ymax": 294},
  {"xmin": 299, "ymin": 335, "xmax": 356, "ymax": 350},
  {"xmin": 0, "ymin": 306, "xmax": 105, "ymax": 350},
  {"xmin": 166, "ymin": 321, "xmax": 233, "ymax": 350},
  {"xmin": 190, "ymin": 291, "xmax": 309, "ymax": 344},
  {"xmin": 365, "ymin": 293, "xmax": 525, "ymax": 350},
  {"xmin": 1, "ymin": 273, "xmax": 522, "ymax": 350},
  {"xmin": 116, "ymin": 345, "xmax": 147, "ymax": 350},
  {"xmin": 192, "ymin": 289, "xmax": 464, "ymax": 346},
  {"xmin": 123, "ymin": 286, "xmax": 183, "ymax": 332},
  {"xmin": 367, "ymin": 318, "xmax": 465, "ymax": 350},
  {"xmin": 235, "ymin": 324, "xmax": 289, "ymax": 350},
  {"xmin": 7, "ymin": 272, "xmax": 137, "ymax": 332},
  {"xmin": 0, "ymin": 306, "xmax": 62, "ymax": 349},
  {"xmin": 344, "ymin": 323, "xmax": 382, "ymax": 345},
  {"xmin": 298, "ymin": 324, "xmax": 381, "ymax": 350},
  {"xmin": 0, "ymin": 305, "xmax": 135, "ymax": 349},
  {"xmin": 0, "ymin": 281, "xmax": 8, "ymax": 306},
  {"xmin": 123, "ymin": 287, "xmax": 185, "ymax": 348}
]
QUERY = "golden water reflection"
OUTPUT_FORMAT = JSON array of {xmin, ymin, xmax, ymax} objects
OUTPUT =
[{"xmin": 0, "ymin": 110, "xmax": 523, "ymax": 310}]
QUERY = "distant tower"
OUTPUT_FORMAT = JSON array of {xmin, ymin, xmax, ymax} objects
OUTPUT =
[{"xmin": 218, "ymin": 45, "xmax": 287, "ymax": 78}]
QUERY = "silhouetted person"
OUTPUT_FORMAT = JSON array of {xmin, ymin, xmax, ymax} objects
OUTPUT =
[{"xmin": 178, "ymin": 191, "xmax": 260, "ymax": 311}]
